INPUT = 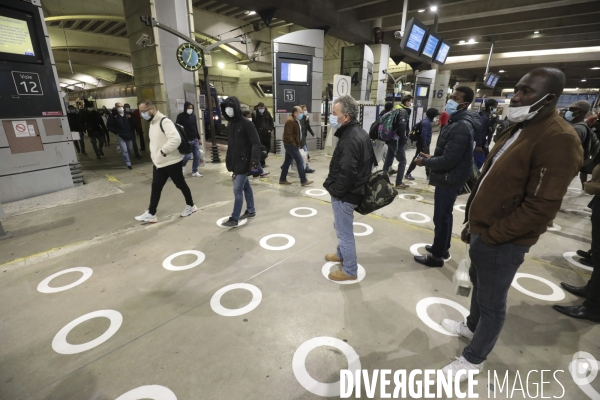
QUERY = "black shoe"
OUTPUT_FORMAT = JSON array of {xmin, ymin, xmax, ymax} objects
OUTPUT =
[
  {"xmin": 576, "ymin": 250, "xmax": 592, "ymax": 259},
  {"xmin": 240, "ymin": 210, "xmax": 256, "ymax": 219},
  {"xmin": 305, "ymin": 169, "xmax": 316, "ymax": 173},
  {"xmin": 82, "ymin": 152, "xmax": 88, "ymax": 156},
  {"xmin": 127, "ymin": 165, "xmax": 133, "ymax": 170},
  {"xmin": 100, "ymin": 150, "xmax": 104, "ymax": 156},
  {"xmin": 388, "ymin": 169, "xmax": 397, "ymax": 176},
  {"xmin": 579, "ymin": 257, "xmax": 593, "ymax": 267},
  {"xmin": 222, "ymin": 217, "xmax": 238, "ymax": 227},
  {"xmin": 136, "ymin": 155, "xmax": 142, "ymax": 160},
  {"xmin": 96, "ymin": 155, "xmax": 102, "ymax": 160},
  {"xmin": 414, "ymin": 254, "xmax": 444, "ymax": 268},
  {"xmin": 561, "ymin": 282, "xmax": 588, "ymax": 298},
  {"xmin": 552, "ymin": 305, "xmax": 600, "ymax": 322},
  {"xmin": 425, "ymin": 245, "xmax": 450, "ymax": 260}
]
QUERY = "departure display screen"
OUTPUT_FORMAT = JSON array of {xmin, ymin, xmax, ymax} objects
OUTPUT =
[
  {"xmin": 406, "ymin": 24, "xmax": 426, "ymax": 53},
  {"xmin": 0, "ymin": 15, "xmax": 35, "ymax": 57},
  {"xmin": 281, "ymin": 62, "xmax": 308, "ymax": 83},
  {"xmin": 416, "ymin": 85, "xmax": 429, "ymax": 97},
  {"xmin": 434, "ymin": 42, "xmax": 450, "ymax": 64},
  {"xmin": 421, "ymin": 34, "xmax": 440, "ymax": 59}
]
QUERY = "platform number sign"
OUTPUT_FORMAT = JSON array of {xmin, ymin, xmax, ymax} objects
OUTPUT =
[
  {"xmin": 284, "ymin": 89, "xmax": 295, "ymax": 102},
  {"xmin": 12, "ymin": 71, "xmax": 43, "ymax": 96}
]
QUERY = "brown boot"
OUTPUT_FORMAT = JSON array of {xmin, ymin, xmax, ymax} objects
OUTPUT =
[
  {"xmin": 395, "ymin": 184, "xmax": 409, "ymax": 189},
  {"xmin": 325, "ymin": 253, "xmax": 342, "ymax": 262},
  {"xmin": 301, "ymin": 180, "xmax": 314, "ymax": 186},
  {"xmin": 328, "ymin": 270, "xmax": 357, "ymax": 281},
  {"xmin": 279, "ymin": 181, "xmax": 292, "ymax": 185}
]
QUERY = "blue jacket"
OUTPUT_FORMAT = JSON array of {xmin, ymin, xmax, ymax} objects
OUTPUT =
[
  {"xmin": 107, "ymin": 111, "xmax": 135, "ymax": 140},
  {"xmin": 423, "ymin": 110, "xmax": 481, "ymax": 188},
  {"xmin": 420, "ymin": 117, "xmax": 433, "ymax": 149}
]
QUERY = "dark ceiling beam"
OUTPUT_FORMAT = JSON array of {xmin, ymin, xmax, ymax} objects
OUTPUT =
[
  {"xmin": 335, "ymin": 0, "xmax": 386, "ymax": 12},
  {"xmin": 92, "ymin": 20, "xmax": 112, "ymax": 34},
  {"xmin": 103, "ymin": 21, "xmax": 123, "ymax": 35},
  {"xmin": 70, "ymin": 20, "xmax": 84, "ymax": 30},
  {"xmin": 219, "ymin": 6, "xmax": 239, "ymax": 14},
  {"xmin": 207, "ymin": 4, "xmax": 229, "ymax": 12},
  {"xmin": 484, "ymin": 24, "xmax": 600, "ymax": 43},
  {"xmin": 81, "ymin": 20, "xmax": 96, "ymax": 31}
]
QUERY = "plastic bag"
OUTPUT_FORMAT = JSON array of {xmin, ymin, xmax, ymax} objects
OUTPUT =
[
  {"xmin": 299, "ymin": 148, "xmax": 308, "ymax": 165},
  {"xmin": 199, "ymin": 147, "xmax": 206, "ymax": 168},
  {"xmin": 453, "ymin": 244, "xmax": 472, "ymax": 297},
  {"xmin": 116, "ymin": 144, "xmax": 121, "ymax": 154}
]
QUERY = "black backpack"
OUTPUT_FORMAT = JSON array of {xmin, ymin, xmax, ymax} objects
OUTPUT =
[
  {"xmin": 408, "ymin": 121, "xmax": 422, "ymax": 142},
  {"xmin": 160, "ymin": 117, "xmax": 192, "ymax": 155},
  {"xmin": 369, "ymin": 119, "xmax": 381, "ymax": 140}
]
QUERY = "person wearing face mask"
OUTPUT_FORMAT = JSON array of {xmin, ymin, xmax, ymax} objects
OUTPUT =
[
  {"xmin": 474, "ymin": 99, "xmax": 499, "ymax": 169},
  {"xmin": 279, "ymin": 106, "xmax": 314, "ymax": 186},
  {"xmin": 134, "ymin": 100, "xmax": 197, "ymax": 223},
  {"xmin": 565, "ymin": 100, "xmax": 597, "ymax": 190},
  {"xmin": 299, "ymin": 105, "xmax": 316, "ymax": 173},
  {"xmin": 81, "ymin": 100, "xmax": 107, "ymax": 160},
  {"xmin": 100, "ymin": 106, "xmax": 110, "ymax": 145},
  {"xmin": 242, "ymin": 110, "xmax": 269, "ymax": 178},
  {"xmin": 252, "ymin": 102, "xmax": 274, "ymax": 163},
  {"xmin": 107, "ymin": 102, "xmax": 137, "ymax": 169},
  {"xmin": 67, "ymin": 105, "xmax": 87, "ymax": 156},
  {"xmin": 323, "ymin": 95, "xmax": 374, "ymax": 281},
  {"xmin": 131, "ymin": 102, "xmax": 145, "ymax": 151},
  {"xmin": 176, "ymin": 102, "xmax": 203, "ymax": 177},
  {"xmin": 123, "ymin": 103, "xmax": 142, "ymax": 159},
  {"xmin": 436, "ymin": 68, "xmax": 582, "ymax": 381},
  {"xmin": 382, "ymin": 95, "xmax": 412, "ymax": 189},
  {"xmin": 220, "ymin": 97, "xmax": 262, "ymax": 227},
  {"xmin": 413, "ymin": 87, "xmax": 480, "ymax": 268}
]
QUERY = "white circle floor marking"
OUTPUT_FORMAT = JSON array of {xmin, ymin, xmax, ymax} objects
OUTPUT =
[
  {"xmin": 321, "ymin": 262, "xmax": 366, "ymax": 284},
  {"xmin": 511, "ymin": 273, "xmax": 565, "ymax": 301},
  {"xmin": 399, "ymin": 193, "xmax": 424, "ymax": 201},
  {"xmin": 304, "ymin": 188, "xmax": 328, "ymax": 196},
  {"xmin": 547, "ymin": 223, "xmax": 562, "ymax": 232},
  {"xmin": 210, "ymin": 283, "xmax": 262, "ymax": 316},
  {"xmin": 115, "ymin": 385, "xmax": 177, "ymax": 400},
  {"xmin": 216, "ymin": 216, "xmax": 247, "ymax": 227},
  {"xmin": 259, "ymin": 234, "xmax": 295, "ymax": 250},
  {"xmin": 416, "ymin": 297, "xmax": 469, "ymax": 336},
  {"xmin": 569, "ymin": 352, "xmax": 600, "ymax": 399},
  {"xmin": 454, "ymin": 204, "xmax": 466, "ymax": 212},
  {"xmin": 410, "ymin": 243, "xmax": 451, "ymax": 261},
  {"xmin": 563, "ymin": 252, "xmax": 593, "ymax": 272},
  {"xmin": 290, "ymin": 207, "xmax": 318, "ymax": 218},
  {"xmin": 353, "ymin": 222, "xmax": 373, "ymax": 236},
  {"xmin": 401, "ymin": 212, "xmax": 431, "ymax": 224},
  {"xmin": 37, "ymin": 267, "xmax": 93, "ymax": 293},
  {"xmin": 292, "ymin": 336, "xmax": 362, "ymax": 397},
  {"xmin": 52, "ymin": 310, "xmax": 122, "ymax": 354},
  {"xmin": 162, "ymin": 250, "xmax": 206, "ymax": 271},
  {"xmin": 404, "ymin": 181, "xmax": 417, "ymax": 186},
  {"xmin": 564, "ymin": 208, "xmax": 592, "ymax": 216}
]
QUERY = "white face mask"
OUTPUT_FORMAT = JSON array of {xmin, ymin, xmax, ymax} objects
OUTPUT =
[
  {"xmin": 303, "ymin": 111, "xmax": 308, "ymax": 116},
  {"xmin": 117, "ymin": 107, "xmax": 124, "ymax": 113},
  {"xmin": 259, "ymin": 108, "xmax": 265, "ymax": 114},
  {"xmin": 187, "ymin": 109, "xmax": 193, "ymax": 115},
  {"xmin": 246, "ymin": 117, "xmax": 252, "ymax": 122},
  {"xmin": 507, "ymin": 94, "xmax": 549, "ymax": 123},
  {"xmin": 225, "ymin": 107, "xmax": 234, "ymax": 117}
]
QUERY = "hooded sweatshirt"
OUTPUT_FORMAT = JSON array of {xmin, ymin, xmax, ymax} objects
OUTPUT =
[
  {"xmin": 176, "ymin": 101, "xmax": 201, "ymax": 141},
  {"xmin": 220, "ymin": 96, "xmax": 261, "ymax": 175}
]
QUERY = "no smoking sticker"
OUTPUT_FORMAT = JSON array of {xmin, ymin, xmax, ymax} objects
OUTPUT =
[{"xmin": 12, "ymin": 121, "xmax": 29, "ymax": 137}]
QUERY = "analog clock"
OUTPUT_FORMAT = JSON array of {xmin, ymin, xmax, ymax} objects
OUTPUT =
[{"xmin": 176, "ymin": 43, "xmax": 202, "ymax": 71}]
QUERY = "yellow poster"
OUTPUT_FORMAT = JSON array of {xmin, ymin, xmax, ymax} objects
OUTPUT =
[{"xmin": 0, "ymin": 16, "xmax": 35, "ymax": 56}]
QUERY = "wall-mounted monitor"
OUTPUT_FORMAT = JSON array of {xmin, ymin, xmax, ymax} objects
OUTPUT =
[
  {"xmin": 416, "ymin": 85, "xmax": 429, "ymax": 97},
  {"xmin": 433, "ymin": 40, "xmax": 451, "ymax": 65},
  {"xmin": 421, "ymin": 32, "xmax": 441, "ymax": 61},
  {"xmin": 399, "ymin": 18, "xmax": 428, "ymax": 57},
  {"xmin": 484, "ymin": 73, "xmax": 500, "ymax": 88},
  {"xmin": 0, "ymin": 6, "xmax": 43, "ymax": 64},
  {"xmin": 280, "ymin": 62, "xmax": 308, "ymax": 83}
]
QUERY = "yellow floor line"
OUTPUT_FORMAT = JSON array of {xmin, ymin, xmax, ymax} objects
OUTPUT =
[{"xmin": 105, "ymin": 174, "xmax": 123, "ymax": 184}]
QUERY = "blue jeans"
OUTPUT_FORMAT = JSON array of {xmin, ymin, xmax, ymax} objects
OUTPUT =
[
  {"xmin": 332, "ymin": 197, "xmax": 358, "ymax": 276},
  {"xmin": 382, "ymin": 141, "xmax": 406, "ymax": 185},
  {"xmin": 302, "ymin": 144, "xmax": 310, "ymax": 169},
  {"xmin": 232, "ymin": 174, "xmax": 255, "ymax": 220},
  {"xmin": 280, "ymin": 144, "xmax": 307, "ymax": 183},
  {"xmin": 463, "ymin": 234, "xmax": 529, "ymax": 364},
  {"xmin": 430, "ymin": 185, "xmax": 462, "ymax": 258},
  {"xmin": 116, "ymin": 135, "xmax": 133, "ymax": 167},
  {"xmin": 182, "ymin": 139, "xmax": 201, "ymax": 173}
]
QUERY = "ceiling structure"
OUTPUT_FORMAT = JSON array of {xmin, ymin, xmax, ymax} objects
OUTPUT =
[{"xmin": 42, "ymin": 0, "xmax": 600, "ymax": 91}]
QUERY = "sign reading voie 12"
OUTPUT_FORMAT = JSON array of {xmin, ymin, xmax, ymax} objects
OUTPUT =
[{"xmin": 12, "ymin": 71, "xmax": 43, "ymax": 96}]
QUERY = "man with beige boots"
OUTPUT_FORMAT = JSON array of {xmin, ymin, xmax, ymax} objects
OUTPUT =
[{"xmin": 323, "ymin": 95, "xmax": 374, "ymax": 281}]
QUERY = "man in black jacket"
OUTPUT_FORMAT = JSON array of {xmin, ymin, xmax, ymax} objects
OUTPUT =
[
  {"xmin": 67, "ymin": 105, "xmax": 87, "ymax": 156},
  {"xmin": 323, "ymin": 95, "xmax": 374, "ymax": 281},
  {"xmin": 474, "ymin": 99, "xmax": 498, "ymax": 169},
  {"xmin": 221, "ymin": 96, "xmax": 262, "ymax": 227},
  {"xmin": 382, "ymin": 95, "xmax": 412, "ymax": 189},
  {"xmin": 177, "ymin": 101, "xmax": 203, "ymax": 177},
  {"xmin": 81, "ymin": 100, "xmax": 108, "ymax": 160},
  {"xmin": 413, "ymin": 86, "xmax": 481, "ymax": 267},
  {"xmin": 253, "ymin": 102, "xmax": 274, "ymax": 162},
  {"xmin": 107, "ymin": 102, "xmax": 138, "ymax": 169}
]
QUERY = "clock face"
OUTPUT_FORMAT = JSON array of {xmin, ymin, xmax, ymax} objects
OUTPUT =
[{"xmin": 176, "ymin": 43, "xmax": 202, "ymax": 71}]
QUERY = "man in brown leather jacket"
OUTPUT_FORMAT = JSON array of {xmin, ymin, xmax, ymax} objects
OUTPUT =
[{"xmin": 438, "ymin": 68, "xmax": 583, "ymax": 380}]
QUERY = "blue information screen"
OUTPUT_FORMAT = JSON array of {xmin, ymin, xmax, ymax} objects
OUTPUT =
[
  {"xmin": 435, "ymin": 42, "xmax": 450, "ymax": 64},
  {"xmin": 280, "ymin": 62, "xmax": 308, "ymax": 83},
  {"xmin": 422, "ymin": 35, "xmax": 440, "ymax": 58},
  {"xmin": 406, "ymin": 25, "xmax": 426, "ymax": 52}
]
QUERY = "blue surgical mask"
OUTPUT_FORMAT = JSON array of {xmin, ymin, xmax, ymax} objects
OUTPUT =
[
  {"xmin": 298, "ymin": 113, "xmax": 304, "ymax": 120},
  {"xmin": 445, "ymin": 99, "xmax": 464, "ymax": 115},
  {"xmin": 329, "ymin": 114, "xmax": 341, "ymax": 129},
  {"xmin": 141, "ymin": 111, "xmax": 152, "ymax": 120},
  {"xmin": 564, "ymin": 111, "xmax": 574, "ymax": 122},
  {"xmin": 491, "ymin": 108, "xmax": 497, "ymax": 113}
]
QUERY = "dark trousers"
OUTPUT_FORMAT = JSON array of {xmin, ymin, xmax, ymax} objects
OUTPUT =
[
  {"xmin": 279, "ymin": 143, "xmax": 307, "ymax": 183},
  {"xmin": 104, "ymin": 130, "xmax": 111, "ymax": 145},
  {"xmin": 89, "ymin": 134, "xmax": 105, "ymax": 156},
  {"xmin": 148, "ymin": 161, "xmax": 194, "ymax": 215},
  {"xmin": 130, "ymin": 133, "xmax": 141, "ymax": 157},
  {"xmin": 406, "ymin": 141, "xmax": 430, "ymax": 176},
  {"xmin": 463, "ymin": 234, "xmax": 530, "ymax": 364},
  {"xmin": 382, "ymin": 141, "xmax": 407, "ymax": 185},
  {"xmin": 585, "ymin": 197, "xmax": 600, "ymax": 312},
  {"xmin": 430, "ymin": 185, "xmax": 462, "ymax": 258},
  {"xmin": 136, "ymin": 127, "xmax": 146, "ymax": 151},
  {"xmin": 73, "ymin": 133, "xmax": 86, "ymax": 154}
]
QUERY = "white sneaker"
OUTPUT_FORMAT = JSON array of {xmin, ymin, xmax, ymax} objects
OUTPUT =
[
  {"xmin": 182, "ymin": 166, "xmax": 186, "ymax": 174},
  {"xmin": 134, "ymin": 211, "xmax": 157, "ymax": 223},
  {"xmin": 192, "ymin": 172, "xmax": 203, "ymax": 177},
  {"xmin": 441, "ymin": 356, "xmax": 483, "ymax": 383},
  {"xmin": 441, "ymin": 319, "xmax": 474, "ymax": 340},
  {"xmin": 181, "ymin": 204, "xmax": 198, "ymax": 217}
]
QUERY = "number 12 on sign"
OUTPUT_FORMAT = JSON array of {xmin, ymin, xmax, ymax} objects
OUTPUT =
[{"xmin": 12, "ymin": 71, "xmax": 43, "ymax": 96}]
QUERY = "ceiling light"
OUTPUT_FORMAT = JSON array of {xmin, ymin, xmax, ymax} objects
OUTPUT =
[
  {"xmin": 499, "ymin": 70, "xmax": 505, "ymax": 73},
  {"xmin": 468, "ymin": 38, "xmax": 475, "ymax": 43},
  {"xmin": 581, "ymin": 78, "xmax": 587, "ymax": 82},
  {"xmin": 418, "ymin": 9, "xmax": 425, "ymax": 12},
  {"xmin": 218, "ymin": 62, "xmax": 225, "ymax": 69},
  {"xmin": 459, "ymin": 40, "xmax": 465, "ymax": 44},
  {"xmin": 533, "ymin": 30, "xmax": 540, "ymax": 34},
  {"xmin": 592, "ymin": 67, "xmax": 600, "ymax": 70},
  {"xmin": 247, "ymin": 11, "xmax": 256, "ymax": 15},
  {"xmin": 430, "ymin": 6, "xmax": 438, "ymax": 11}
]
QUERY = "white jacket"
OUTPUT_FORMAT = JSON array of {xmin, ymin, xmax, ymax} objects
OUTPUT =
[{"xmin": 149, "ymin": 111, "xmax": 183, "ymax": 168}]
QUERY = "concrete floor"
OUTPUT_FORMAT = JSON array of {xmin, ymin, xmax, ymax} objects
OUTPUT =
[{"xmin": 0, "ymin": 135, "xmax": 598, "ymax": 400}]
